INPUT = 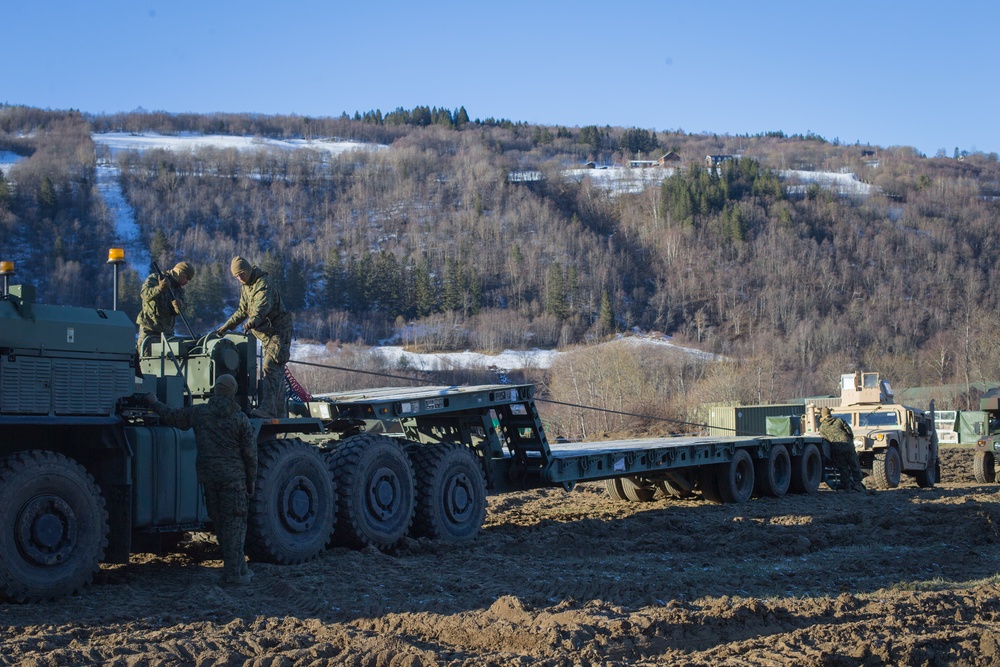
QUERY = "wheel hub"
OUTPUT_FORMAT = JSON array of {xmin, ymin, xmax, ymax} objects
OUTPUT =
[
  {"xmin": 444, "ymin": 472, "xmax": 473, "ymax": 523},
  {"xmin": 280, "ymin": 475, "xmax": 317, "ymax": 532},
  {"xmin": 368, "ymin": 466, "xmax": 401, "ymax": 520},
  {"xmin": 16, "ymin": 494, "xmax": 78, "ymax": 566}
]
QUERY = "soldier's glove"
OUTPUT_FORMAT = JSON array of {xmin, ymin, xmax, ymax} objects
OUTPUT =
[
  {"xmin": 243, "ymin": 322, "xmax": 255, "ymax": 333},
  {"xmin": 157, "ymin": 277, "xmax": 169, "ymax": 292},
  {"xmin": 171, "ymin": 299, "xmax": 183, "ymax": 314},
  {"xmin": 215, "ymin": 326, "xmax": 229, "ymax": 337}
]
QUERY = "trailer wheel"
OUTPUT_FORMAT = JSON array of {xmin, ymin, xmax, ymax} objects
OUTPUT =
[
  {"xmin": 915, "ymin": 452, "xmax": 938, "ymax": 488},
  {"xmin": 331, "ymin": 434, "xmax": 415, "ymax": 551},
  {"xmin": 718, "ymin": 449, "xmax": 755, "ymax": 504},
  {"xmin": 247, "ymin": 439, "xmax": 337, "ymax": 564},
  {"xmin": 604, "ymin": 478, "xmax": 629, "ymax": 501},
  {"xmin": 408, "ymin": 443, "xmax": 486, "ymax": 542},
  {"xmin": 871, "ymin": 447, "xmax": 902, "ymax": 489},
  {"xmin": 697, "ymin": 465, "xmax": 724, "ymax": 504},
  {"xmin": 974, "ymin": 450, "xmax": 996, "ymax": 484},
  {"xmin": 0, "ymin": 451, "xmax": 109, "ymax": 603},
  {"xmin": 655, "ymin": 471, "xmax": 697, "ymax": 499},
  {"xmin": 790, "ymin": 443, "xmax": 822, "ymax": 494},
  {"xmin": 621, "ymin": 477, "xmax": 656, "ymax": 502},
  {"xmin": 755, "ymin": 445, "xmax": 791, "ymax": 498}
]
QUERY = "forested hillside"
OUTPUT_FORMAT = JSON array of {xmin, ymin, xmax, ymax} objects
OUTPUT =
[{"xmin": 2, "ymin": 103, "xmax": 1000, "ymax": 423}]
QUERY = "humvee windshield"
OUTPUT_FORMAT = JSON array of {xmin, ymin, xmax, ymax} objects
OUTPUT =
[{"xmin": 858, "ymin": 412, "xmax": 899, "ymax": 427}]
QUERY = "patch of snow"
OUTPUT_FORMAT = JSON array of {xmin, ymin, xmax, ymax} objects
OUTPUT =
[
  {"xmin": 91, "ymin": 132, "xmax": 386, "ymax": 157},
  {"xmin": 0, "ymin": 150, "xmax": 24, "ymax": 174},
  {"xmin": 779, "ymin": 169, "xmax": 875, "ymax": 196}
]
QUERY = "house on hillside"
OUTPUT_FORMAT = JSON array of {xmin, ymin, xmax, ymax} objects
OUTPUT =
[
  {"xmin": 706, "ymin": 154, "xmax": 736, "ymax": 167},
  {"xmin": 629, "ymin": 152, "xmax": 681, "ymax": 168}
]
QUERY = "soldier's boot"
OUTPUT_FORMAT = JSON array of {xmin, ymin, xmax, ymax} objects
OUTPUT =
[{"xmin": 850, "ymin": 480, "xmax": 867, "ymax": 492}]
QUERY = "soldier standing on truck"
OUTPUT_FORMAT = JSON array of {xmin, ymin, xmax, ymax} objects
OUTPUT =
[
  {"xmin": 216, "ymin": 256, "xmax": 293, "ymax": 418},
  {"xmin": 819, "ymin": 406, "xmax": 866, "ymax": 491},
  {"xmin": 145, "ymin": 374, "xmax": 257, "ymax": 586},
  {"xmin": 136, "ymin": 261, "xmax": 195, "ymax": 355}
]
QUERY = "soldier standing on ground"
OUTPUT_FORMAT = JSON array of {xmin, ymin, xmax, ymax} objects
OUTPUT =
[
  {"xmin": 819, "ymin": 406, "xmax": 866, "ymax": 491},
  {"xmin": 136, "ymin": 261, "xmax": 194, "ymax": 355},
  {"xmin": 145, "ymin": 374, "xmax": 257, "ymax": 585},
  {"xmin": 216, "ymin": 256, "xmax": 293, "ymax": 418}
]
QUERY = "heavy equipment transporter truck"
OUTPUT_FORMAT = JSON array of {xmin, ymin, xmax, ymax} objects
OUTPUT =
[{"xmin": 0, "ymin": 263, "xmax": 832, "ymax": 602}]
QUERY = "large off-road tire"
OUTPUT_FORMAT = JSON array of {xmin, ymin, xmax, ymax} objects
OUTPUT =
[
  {"xmin": 790, "ymin": 443, "xmax": 823, "ymax": 494},
  {"xmin": 330, "ymin": 434, "xmax": 415, "ymax": 551},
  {"xmin": 755, "ymin": 444, "xmax": 791, "ymax": 498},
  {"xmin": 408, "ymin": 443, "xmax": 487, "ymax": 542},
  {"xmin": 915, "ymin": 452, "xmax": 938, "ymax": 488},
  {"xmin": 871, "ymin": 447, "xmax": 902, "ymax": 489},
  {"xmin": 247, "ymin": 439, "xmax": 337, "ymax": 564},
  {"xmin": 974, "ymin": 450, "xmax": 996, "ymax": 484},
  {"xmin": 718, "ymin": 449, "xmax": 755, "ymax": 504},
  {"xmin": 0, "ymin": 451, "xmax": 109, "ymax": 603}
]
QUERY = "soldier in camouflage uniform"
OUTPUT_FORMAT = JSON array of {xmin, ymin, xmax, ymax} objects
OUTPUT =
[
  {"xmin": 819, "ymin": 406, "xmax": 866, "ymax": 491},
  {"xmin": 146, "ymin": 374, "xmax": 257, "ymax": 585},
  {"xmin": 136, "ymin": 261, "xmax": 195, "ymax": 356},
  {"xmin": 216, "ymin": 256, "xmax": 293, "ymax": 418}
]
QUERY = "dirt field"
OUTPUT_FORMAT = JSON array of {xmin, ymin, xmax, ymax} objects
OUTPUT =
[{"xmin": 2, "ymin": 445, "xmax": 1000, "ymax": 666}]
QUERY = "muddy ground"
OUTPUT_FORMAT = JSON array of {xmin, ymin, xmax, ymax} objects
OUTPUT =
[{"xmin": 3, "ymin": 445, "xmax": 1000, "ymax": 666}]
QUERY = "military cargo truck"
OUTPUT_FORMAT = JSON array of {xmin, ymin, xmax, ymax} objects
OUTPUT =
[
  {"xmin": 804, "ymin": 371, "xmax": 939, "ymax": 489},
  {"xmin": 971, "ymin": 392, "xmax": 1000, "ymax": 483},
  {"xmin": 0, "ymin": 254, "xmax": 839, "ymax": 602}
]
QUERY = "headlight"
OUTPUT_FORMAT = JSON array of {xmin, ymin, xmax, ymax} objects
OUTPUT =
[{"xmin": 854, "ymin": 436, "xmax": 866, "ymax": 448}]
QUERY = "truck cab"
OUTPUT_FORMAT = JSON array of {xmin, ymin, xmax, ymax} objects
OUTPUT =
[{"xmin": 804, "ymin": 371, "xmax": 938, "ymax": 489}]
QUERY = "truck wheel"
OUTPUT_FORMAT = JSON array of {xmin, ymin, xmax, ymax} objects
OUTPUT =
[
  {"xmin": 247, "ymin": 439, "xmax": 337, "ymax": 564},
  {"xmin": 872, "ymin": 447, "xmax": 902, "ymax": 489},
  {"xmin": 974, "ymin": 450, "xmax": 996, "ymax": 484},
  {"xmin": 915, "ymin": 453, "xmax": 938, "ymax": 488},
  {"xmin": 408, "ymin": 443, "xmax": 487, "ymax": 542},
  {"xmin": 790, "ymin": 443, "xmax": 822, "ymax": 494},
  {"xmin": 697, "ymin": 465, "xmax": 724, "ymax": 504},
  {"xmin": 755, "ymin": 444, "xmax": 791, "ymax": 498},
  {"xmin": 0, "ymin": 451, "xmax": 109, "ymax": 603},
  {"xmin": 330, "ymin": 434, "xmax": 415, "ymax": 551},
  {"xmin": 718, "ymin": 449, "xmax": 755, "ymax": 504}
]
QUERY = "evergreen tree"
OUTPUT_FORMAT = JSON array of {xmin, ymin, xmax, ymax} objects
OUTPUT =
[
  {"xmin": 598, "ymin": 290, "xmax": 615, "ymax": 336},
  {"xmin": 322, "ymin": 247, "xmax": 346, "ymax": 310},
  {"xmin": 149, "ymin": 228, "xmax": 173, "ymax": 268},
  {"xmin": 39, "ymin": 175, "xmax": 57, "ymax": 220},
  {"xmin": 454, "ymin": 106, "xmax": 470, "ymax": 128},
  {"xmin": 283, "ymin": 256, "xmax": 308, "ymax": 310},
  {"xmin": 545, "ymin": 261, "xmax": 568, "ymax": 320}
]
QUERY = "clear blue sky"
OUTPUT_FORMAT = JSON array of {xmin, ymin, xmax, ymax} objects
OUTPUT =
[{"xmin": 6, "ymin": 1, "xmax": 998, "ymax": 157}]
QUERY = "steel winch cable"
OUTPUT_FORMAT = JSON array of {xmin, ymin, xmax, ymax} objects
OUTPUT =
[{"xmin": 287, "ymin": 357, "xmax": 737, "ymax": 433}]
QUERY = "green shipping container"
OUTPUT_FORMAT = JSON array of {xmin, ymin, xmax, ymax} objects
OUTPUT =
[{"xmin": 707, "ymin": 404, "xmax": 805, "ymax": 437}]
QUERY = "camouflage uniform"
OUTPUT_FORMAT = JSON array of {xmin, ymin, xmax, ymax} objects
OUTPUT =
[
  {"xmin": 136, "ymin": 263, "xmax": 192, "ymax": 355},
  {"xmin": 219, "ymin": 265, "xmax": 293, "ymax": 418},
  {"xmin": 819, "ymin": 414, "xmax": 865, "ymax": 490},
  {"xmin": 150, "ymin": 392, "xmax": 257, "ymax": 584}
]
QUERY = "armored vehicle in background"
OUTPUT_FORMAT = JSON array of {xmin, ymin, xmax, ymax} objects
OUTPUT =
[
  {"xmin": 972, "ymin": 391, "xmax": 1000, "ymax": 483},
  {"xmin": 804, "ymin": 371, "xmax": 939, "ymax": 489}
]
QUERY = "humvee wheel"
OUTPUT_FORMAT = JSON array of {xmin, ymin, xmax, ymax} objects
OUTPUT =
[
  {"xmin": 0, "ymin": 451, "xmax": 108, "ymax": 603},
  {"xmin": 790, "ymin": 443, "xmax": 822, "ymax": 494},
  {"xmin": 408, "ymin": 443, "xmax": 487, "ymax": 542},
  {"xmin": 330, "ymin": 434, "xmax": 415, "ymax": 551},
  {"xmin": 974, "ymin": 450, "xmax": 996, "ymax": 484},
  {"xmin": 915, "ymin": 452, "xmax": 938, "ymax": 488},
  {"xmin": 755, "ymin": 444, "xmax": 791, "ymax": 498},
  {"xmin": 872, "ymin": 446, "xmax": 902, "ymax": 489},
  {"xmin": 719, "ymin": 449, "xmax": 755, "ymax": 504},
  {"xmin": 247, "ymin": 439, "xmax": 337, "ymax": 564}
]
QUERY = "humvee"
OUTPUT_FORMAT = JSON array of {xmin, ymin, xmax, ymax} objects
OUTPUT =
[{"xmin": 804, "ymin": 371, "xmax": 938, "ymax": 489}]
